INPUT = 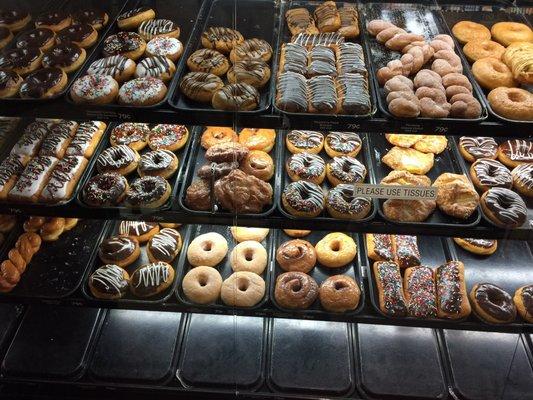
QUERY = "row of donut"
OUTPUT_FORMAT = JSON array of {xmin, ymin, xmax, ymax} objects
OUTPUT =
[{"xmin": 0, "ymin": 8, "xmax": 109, "ymax": 99}]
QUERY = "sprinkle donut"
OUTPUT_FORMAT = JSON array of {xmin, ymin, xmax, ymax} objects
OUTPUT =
[
  {"xmin": 145, "ymin": 36, "xmax": 183, "ymax": 62},
  {"xmin": 70, "ymin": 74, "xmax": 118, "ymax": 104},
  {"xmin": 118, "ymin": 76, "xmax": 167, "ymax": 106}
]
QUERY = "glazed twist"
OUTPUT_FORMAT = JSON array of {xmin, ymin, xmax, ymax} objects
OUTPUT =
[{"xmin": 0, "ymin": 233, "xmax": 42, "ymax": 291}]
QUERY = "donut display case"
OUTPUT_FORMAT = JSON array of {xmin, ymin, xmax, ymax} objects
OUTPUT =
[{"xmin": 0, "ymin": 0, "xmax": 533, "ymax": 400}]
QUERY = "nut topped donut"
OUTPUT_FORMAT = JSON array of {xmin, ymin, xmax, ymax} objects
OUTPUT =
[
  {"xmin": 230, "ymin": 38, "xmax": 272, "ymax": 63},
  {"xmin": 201, "ymin": 26, "xmax": 244, "ymax": 54}
]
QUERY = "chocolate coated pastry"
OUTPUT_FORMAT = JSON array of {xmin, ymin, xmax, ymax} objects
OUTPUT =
[
  {"xmin": 197, "ymin": 161, "xmax": 239, "ymax": 179},
  {"xmin": 471, "ymin": 283, "xmax": 516, "ymax": 323},
  {"xmin": 20, "ymin": 67, "xmax": 64, "ymax": 98},
  {"xmin": 214, "ymin": 169, "xmax": 272, "ymax": 213},
  {"xmin": 185, "ymin": 178, "xmax": 212, "ymax": 211},
  {"xmin": 15, "ymin": 28, "xmax": 54, "ymax": 49},
  {"xmin": 42, "ymin": 43, "xmax": 84, "ymax": 69},
  {"xmin": 205, "ymin": 142, "xmax": 249, "ymax": 163}
]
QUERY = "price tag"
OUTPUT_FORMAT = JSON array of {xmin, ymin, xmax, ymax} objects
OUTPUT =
[
  {"xmin": 353, "ymin": 183, "xmax": 437, "ymax": 200},
  {"xmin": 315, "ymin": 120, "xmax": 338, "ymax": 131},
  {"xmin": 398, "ymin": 124, "xmax": 424, "ymax": 134}
]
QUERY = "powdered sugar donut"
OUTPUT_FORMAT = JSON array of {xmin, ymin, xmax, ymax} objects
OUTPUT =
[
  {"xmin": 134, "ymin": 56, "xmax": 175, "ymax": 82},
  {"xmin": 87, "ymin": 55, "xmax": 136, "ymax": 83},
  {"xmin": 70, "ymin": 74, "xmax": 118, "ymax": 104},
  {"xmin": 118, "ymin": 76, "xmax": 167, "ymax": 106},
  {"xmin": 145, "ymin": 36, "xmax": 183, "ymax": 62}
]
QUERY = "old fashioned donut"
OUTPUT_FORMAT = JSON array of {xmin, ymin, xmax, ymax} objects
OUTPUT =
[
  {"xmin": 472, "ymin": 57, "xmax": 516, "ymax": 90},
  {"xmin": 83, "ymin": 172, "xmax": 128, "ymax": 206},
  {"xmin": 230, "ymin": 240, "xmax": 268, "ymax": 274},
  {"xmin": 481, "ymin": 187, "xmax": 527, "ymax": 228},
  {"xmin": 452, "ymin": 21, "xmax": 490, "ymax": 44},
  {"xmin": 230, "ymin": 227, "xmax": 269, "ymax": 243},
  {"xmin": 491, "ymin": 22, "xmax": 533, "ymax": 47},
  {"xmin": 319, "ymin": 275, "xmax": 360, "ymax": 312},
  {"xmin": 276, "ymin": 239, "xmax": 316, "ymax": 273},
  {"xmin": 187, "ymin": 232, "xmax": 228, "ymax": 267},
  {"xmin": 180, "ymin": 72, "xmax": 224, "ymax": 103},
  {"xmin": 326, "ymin": 184, "xmax": 372, "ymax": 220},
  {"xmin": 488, "ymin": 87, "xmax": 533, "ymax": 121},
  {"xmin": 470, "ymin": 283, "xmax": 517, "ymax": 324},
  {"xmin": 221, "ymin": 271, "xmax": 265, "ymax": 307},
  {"xmin": 463, "ymin": 40, "xmax": 506, "ymax": 62},
  {"xmin": 282, "ymin": 180, "xmax": 325, "ymax": 218},
  {"xmin": 182, "ymin": 266, "xmax": 222, "ymax": 304},
  {"xmin": 274, "ymin": 271, "xmax": 318, "ymax": 309},
  {"xmin": 315, "ymin": 232, "xmax": 357, "ymax": 268}
]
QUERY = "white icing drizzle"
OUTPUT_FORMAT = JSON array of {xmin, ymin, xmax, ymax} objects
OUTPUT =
[
  {"xmin": 87, "ymin": 55, "xmax": 135, "ymax": 78},
  {"xmin": 149, "ymin": 228, "xmax": 179, "ymax": 260},
  {"xmin": 91, "ymin": 264, "xmax": 127, "ymax": 295},
  {"xmin": 133, "ymin": 262, "xmax": 171, "ymax": 289},
  {"xmin": 504, "ymin": 139, "xmax": 533, "ymax": 162},
  {"xmin": 512, "ymin": 164, "xmax": 533, "ymax": 190},
  {"xmin": 135, "ymin": 56, "xmax": 171, "ymax": 78},
  {"xmin": 119, "ymin": 221, "xmax": 157, "ymax": 236},
  {"xmin": 139, "ymin": 19, "xmax": 177, "ymax": 41}
]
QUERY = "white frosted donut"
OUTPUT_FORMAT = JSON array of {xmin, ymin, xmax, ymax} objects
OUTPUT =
[
  {"xmin": 230, "ymin": 240, "xmax": 267, "ymax": 274},
  {"xmin": 220, "ymin": 271, "xmax": 265, "ymax": 307},
  {"xmin": 182, "ymin": 266, "xmax": 222, "ymax": 304},
  {"xmin": 118, "ymin": 76, "xmax": 167, "ymax": 106},
  {"xmin": 71, "ymin": 74, "xmax": 118, "ymax": 104},
  {"xmin": 187, "ymin": 232, "xmax": 228, "ymax": 267},
  {"xmin": 230, "ymin": 226, "xmax": 269, "ymax": 242},
  {"xmin": 146, "ymin": 37, "xmax": 183, "ymax": 61},
  {"xmin": 134, "ymin": 55, "xmax": 175, "ymax": 81},
  {"xmin": 87, "ymin": 55, "xmax": 136, "ymax": 82}
]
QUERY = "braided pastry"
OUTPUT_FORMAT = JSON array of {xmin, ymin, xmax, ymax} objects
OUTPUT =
[
  {"xmin": 0, "ymin": 232, "xmax": 41, "ymax": 292},
  {"xmin": 40, "ymin": 217, "xmax": 66, "ymax": 241}
]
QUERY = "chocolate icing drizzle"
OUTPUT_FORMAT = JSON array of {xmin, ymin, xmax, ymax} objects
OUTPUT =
[
  {"xmin": 326, "ymin": 184, "xmax": 371, "ymax": 215},
  {"xmin": 521, "ymin": 285, "xmax": 533, "ymax": 317},
  {"xmin": 41, "ymin": 156, "xmax": 84, "ymax": 201},
  {"xmin": 99, "ymin": 236, "xmax": 137, "ymax": 261},
  {"xmin": 459, "ymin": 136, "xmax": 498, "ymax": 160},
  {"xmin": 0, "ymin": 154, "xmax": 26, "ymax": 189},
  {"xmin": 328, "ymin": 156, "xmax": 366, "ymax": 184},
  {"xmin": 88, "ymin": 55, "xmax": 133, "ymax": 77},
  {"xmin": 283, "ymin": 180, "xmax": 324, "ymax": 213},
  {"xmin": 287, "ymin": 130, "xmax": 324, "ymax": 150},
  {"xmin": 326, "ymin": 132, "xmax": 361, "ymax": 154},
  {"xmin": 308, "ymin": 75, "xmax": 337, "ymax": 113}
]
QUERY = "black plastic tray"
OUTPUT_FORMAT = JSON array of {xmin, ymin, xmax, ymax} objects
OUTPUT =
[
  {"xmin": 1, "ymin": 0, "xmax": 127, "ymax": 102},
  {"xmin": 365, "ymin": 234, "xmax": 457, "ymax": 322},
  {"xmin": 440, "ymin": 329, "xmax": 533, "ymax": 400},
  {"xmin": 0, "ymin": 119, "xmax": 110, "ymax": 208},
  {"xmin": 81, "ymin": 221, "xmax": 190, "ymax": 305},
  {"xmin": 0, "ymin": 304, "xmax": 23, "ymax": 360},
  {"xmin": 77, "ymin": 124, "xmax": 196, "ymax": 213},
  {"xmin": 66, "ymin": 0, "xmax": 205, "ymax": 109},
  {"xmin": 266, "ymin": 318, "xmax": 356, "ymax": 396},
  {"xmin": 360, "ymin": 1, "xmax": 488, "ymax": 123},
  {"xmin": 89, "ymin": 308, "xmax": 185, "ymax": 385},
  {"xmin": 439, "ymin": 1, "xmax": 533, "ymax": 124},
  {"xmin": 1, "ymin": 305, "xmax": 104, "ymax": 380},
  {"xmin": 0, "ymin": 118, "xmax": 22, "ymax": 158},
  {"xmin": 0, "ymin": 219, "xmax": 107, "ymax": 300},
  {"xmin": 175, "ymin": 224, "xmax": 273, "ymax": 312},
  {"xmin": 169, "ymin": 0, "xmax": 279, "ymax": 115},
  {"xmin": 178, "ymin": 127, "xmax": 281, "ymax": 218},
  {"xmin": 277, "ymin": 132, "xmax": 378, "ymax": 223},
  {"xmin": 272, "ymin": 1, "xmax": 377, "ymax": 119},
  {"xmin": 355, "ymin": 324, "xmax": 448, "ymax": 399},
  {"xmin": 448, "ymin": 237, "xmax": 533, "ymax": 327},
  {"xmin": 368, "ymin": 132, "xmax": 482, "ymax": 228},
  {"xmin": 270, "ymin": 230, "xmax": 365, "ymax": 317},
  {"xmin": 177, "ymin": 314, "xmax": 267, "ymax": 390},
  {"xmin": 451, "ymin": 137, "xmax": 533, "ymax": 231}
]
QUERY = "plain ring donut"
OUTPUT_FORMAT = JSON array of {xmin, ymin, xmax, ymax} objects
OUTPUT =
[
  {"xmin": 487, "ymin": 87, "xmax": 533, "ymax": 121},
  {"xmin": 187, "ymin": 232, "xmax": 228, "ymax": 267},
  {"xmin": 315, "ymin": 232, "xmax": 357, "ymax": 268},
  {"xmin": 220, "ymin": 271, "xmax": 265, "ymax": 307},
  {"xmin": 182, "ymin": 266, "xmax": 222, "ymax": 304},
  {"xmin": 230, "ymin": 240, "xmax": 268, "ymax": 274}
]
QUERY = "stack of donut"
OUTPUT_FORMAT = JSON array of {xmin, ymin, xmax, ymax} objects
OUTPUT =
[
  {"xmin": 180, "ymin": 27, "xmax": 272, "ymax": 111},
  {"xmin": 451, "ymin": 20, "xmax": 533, "ymax": 121},
  {"xmin": 366, "ymin": 19, "xmax": 482, "ymax": 119},
  {"xmin": 0, "ymin": 8, "xmax": 108, "ymax": 99},
  {"xmin": 71, "ymin": 7, "xmax": 183, "ymax": 106}
]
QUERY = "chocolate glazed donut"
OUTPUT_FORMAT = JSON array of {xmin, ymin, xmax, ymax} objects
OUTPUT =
[
  {"xmin": 283, "ymin": 180, "xmax": 325, "ymax": 216},
  {"xmin": 287, "ymin": 152, "xmax": 325, "ymax": 182},
  {"xmin": 126, "ymin": 176, "xmax": 169, "ymax": 207},
  {"xmin": 327, "ymin": 156, "xmax": 366, "ymax": 185},
  {"xmin": 481, "ymin": 187, "xmax": 527, "ymax": 228},
  {"xmin": 57, "ymin": 23, "xmax": 95, "ymax": 44},
  {"xmin": 16, "ymin": 28, "xmax": 55, "ymax": 49},
  {"xmin": 472, "ymin": 283, "xmax": 516, "ymax": 323},
  {"xmin": 275, "ymin": 271, "xmax": 318, "ymax": 309},
  {"xmin": 83, "ymin": 172, "xmax": 128, "ymax": 206},
  {"xmin": 20, "ymin": 67, "xmax": 64, "ymax": 98},
  {"xmin": 471, "ymin": 159, "xmax": 512, "ymax": 189},
  {"xmin": 42, "ymin": 43, "xmax": 83, "ymax": 69},
  {"xmin": 0, "ymin": 48, "xmax": 41, "ymax": 70},
  {"xmin": 99, "ymin": 236, "xmax": 137, "ymax": 262},
  {"xmin": 520, "ymin": 285, "xmax": 533, "ymax": 319}
]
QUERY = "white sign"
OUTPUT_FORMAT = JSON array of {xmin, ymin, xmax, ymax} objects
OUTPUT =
[{"xmin": 354, "ymin": 184, "xmax": 437, "ymax": 200}]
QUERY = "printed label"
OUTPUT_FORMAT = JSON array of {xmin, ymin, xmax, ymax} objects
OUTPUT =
[{"xmin": 354, "ymin": 183, "xmax": 437, "ymax": 200}]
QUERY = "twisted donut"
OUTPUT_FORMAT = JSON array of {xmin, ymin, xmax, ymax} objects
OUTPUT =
[{"xmin": 0, "ymin": 232, "xmax": 42, "ymax": 292}]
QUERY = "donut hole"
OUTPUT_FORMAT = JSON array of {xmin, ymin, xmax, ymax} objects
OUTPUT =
[
  {"xmin": 237, "ymin": 278, "xmax": 249, "ymax": 291},
  {"xmin": 334, "ymin": 281, "xmax": 347, "ymax": 290},
  {"xmin": 290, "ymin": 281, "xmax": 302, "ymax": 292},
  {"xmin": 244, "ymin": 249, "xmax": 254, "ymax": 261},
  {"xmin": 201, "ymin": 241, "xmax": 212, "ymax": 252},
  {"xmin": 330, "ymin": 240, "xmax": 341, "ymax": 252}
]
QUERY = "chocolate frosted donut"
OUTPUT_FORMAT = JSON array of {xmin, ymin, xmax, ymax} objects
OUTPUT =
[
  {"xmin": 148, "ymin": 228, "xmax": 181, "ymax": 263},
  {"xmin": 138, "ymin": 150, "xmax": 175, "ymax": 176},
  {"xmin": 499, "ymin": 139, "xmax": 533, "ymax": 164},
  {"xmin": 283, "ymin": 180, "xmax": 325, "ymax": 216},
  {"xmin": 103, "ymin": 31, "xmax": 143, "ymax": 56},
  {"xmin": 227, "ymin": 59, "xmax": 270, "ymax": 88},
  {"xmin": 35, "ymin": 11, "xmax": 70, "ymax": 28},
  {"xmin": 326, "ymin": 184, "xmax": 372, "ymax": 220},
  {"xmin": 325, "ymin": 132, "xmax": 361, "ymax": 157},
  {"xmin": 56, "ymin": 23, "xmax": 95, "ymax": 45},
  {"xmin": 472, "ymin": 283, "xmax": 516, "ymax": 323},
  {"xmin": 471, "ymin": 159, "xmax": 512, "ymax": 190},
  {"xmin": 119, "ymin": 221, "xmax": 158, "ymax": 237},
  {"xmin": 89, "ymin": 264, "xmax": 129, "ymax": 298},
  {"xmin": 518, "ymin": 285, "xmax": 533, "ymax": 320},
  {"xmin": 0, "ymin": 69, "xmax": 22, "ymax": 95},
  {"xmin": 125, "ymin": 175, "xmax": 169, "ymax": 207},
  {"xmin": 42, "ymin": 43, "xmax": 84, "ymax": 69},
  {"xmin": 275, "ymin": 271, "xmax": 318, "ymax": 309},
  {"xmin": 286, "ymin": 152, "xmax": 325, "ymax": 183},
  {"xmin": 83, "ymin": 172, "xmax": 128, "ymax": 206},
  {"xmin": 231, "ymin": 38, "xmax": 272, "ymax": 62},
  {"xmin": 0, "ymin": 47, "xmax": 41, "ymax": 71},
  {"xmin": 459, "ymin": 136, "xmax": 497, "ymax": 161},
  {"xmin": 463, "ymin": 238, "xmax": 496, "ymax": 249},
  {"xmin": 73, "ymin": 9, "xmax": 108, "ymax": 28},
  {"xmin": 512, "ymin": 164, "xmax": 533, "ymax": 196},
  {"xmin": 20, "ymin": 67, "xmax": 65, "ymax": 98},
  {"xmin": 481, "ymin": 187, "xmax": 527, "ymax": 228},
  {"xmin": 286, "ymin": 130, "xmax": 324, "ymax": 154},
  {"xmin": 99, "ymin": 236, "xmax": 137, "ymax": 263},
  {"xmin": 327, "ymin": 156, "xmax": 366, "ymax": 185},
  {"xmin": 16, "ymin": 28, "xmax": 54, "ymax": 49},
  {"xmin": 0, "ymin": 10, "xmax": 29, "ymax": 29}
]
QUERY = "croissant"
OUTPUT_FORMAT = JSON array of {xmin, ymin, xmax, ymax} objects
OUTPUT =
[{"xmin": 0, "ymin": 232, "xmax": 42, "ymax": 292}]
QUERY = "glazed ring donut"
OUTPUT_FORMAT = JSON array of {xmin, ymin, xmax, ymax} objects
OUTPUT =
[
  {"xmin": 511, "ymin": 164, "xmax": 533, "ymax": 197},
  {"xmin": 230, "ymin": 38, "xmax": 273, "ymax": 63},
  {"xmin": 230, "ymin": 240, "xmax": 268, "ymax": 274},
  {"xmin": 452, "ymin": 21, "xmax": 491, "ymax": 44},
  {"xmin": 326, "ymin": 156, "xmax": 366, "ymax": 186},
  {"xmin": 276, "ymin": 239, "xmax": 317, "ymax": 273},
  {"xmin": 118, "ymin": 77, "xmax": 167, "ymax": 106},
  {"xmin": 187, "ymin": 48, "xmax": 229, "ymax": 76},
  {"xmin": 201, "ymin": 26, "xmax": 244, "ymax": 54},
  {"xmin": 212, "ymin": 83, "xmax": 260, "ymax": 111},
  {"xmin": 491, "ymin": 22, "xmax": 533, "ymax": 47},
  {"xmin": 134, "ymin": 56, "xmax": 176, "ymax": 82},
  {"xmin": 182, "ymin": 266, "xmax": 222, "ymax": 304},
  {"xmin": 274, "ymin": 271, "xmax": 318, "ymax": 309},
  {"xmin": 103, "ymin": 32, "xmax": 146, "ymax": 61},
  {"xmin": 83, "ymin": 172, "xmax": 128, "ymax": 206},
  {"xmin": 187, "ymin": 232, "xmax": 228, "ymax": 267},
  {"xmin": 282, "ymin": 181, "xmax": 325, "ymax": 218},
  {"xmin": 97, "ymin": 144, "xmax": 140, "ymax": 175},
  {"xmin": 239, "ymin": 128, "xmax": 276, "ymax": 152},
  {"xmin": 227, "ymin": 59, "xmax": 271, "ymax": 88},
  {"xmin": 125, "ymin": 175, "xmax": 171, "ymax": 208},
  {"xmin": 87, "ymin": 55, "xmax": 136, "ymax": 83},
  {"xmin": 0, "ymin": 10, "xmax": 31, "ymax": 32},
  {"xmin": 56, "ymin": 23, "xmax": 98, "ymax": 48},
  {"xmin": 480, "ymin": 187, "xmax": 527, "ymax": 228},
  {"xmin": 286, "ymin": 152, "xmax": 326, "ymax": 184},
  {"xmin": 20, "ymin": 67, "xmax": 67, "ymax": 99},
  {"xmin": 42, "ymin": 43, "xmax": 86, "ymax": 74},
  {"xmin": 472, "ymin": 57, "xmax": 516, "ymax": 90},
  {"xmin": 326, "ymin": 184, "xmax": 372, "ymax": 220},
  {"xmin": 220, "ymin": 271, "xmax": 265, "ymax": 307},
  {"xmin": 463, "ymin": 40, "xmax": 506, "ymax": 62},
  {"xmin": 179, "ymin": 72, "xmax": 224, "ymax": 103},
  {"xmin": 240, "ymin": 150, "xmax": 274, "ymax": 181},
  {"xmin": 487, "ymin": 87, "xmax": 533, "ymax": 121},
  {"xmin": 469, "ymin": 158, "xmax": 512, "ymax": 192},
  {"xmin": 148, "ymin": 124, "xmax": 189, "ymax": 151},
  {"xmin": 200, "ymin": 126, "xmax": 237, "ymax": 149},
  {"xmin": 319, "ymin": 275, "xmax": 360, "ymax": 312},
  {"xmin": 70, "ymin": 74, "xmax": 118, "ymax": 105},
  {"xmin": 315, "ymin": 232, "xmax": 357, "ymax": 268}
]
